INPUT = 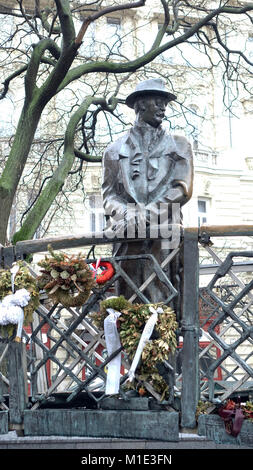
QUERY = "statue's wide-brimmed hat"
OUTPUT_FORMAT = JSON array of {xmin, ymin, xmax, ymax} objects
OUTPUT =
[{"xmin": 125, "ymin": 78, "xmax": 177, "ymax": 108}]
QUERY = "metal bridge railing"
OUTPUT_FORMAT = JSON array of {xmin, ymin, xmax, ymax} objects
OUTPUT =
[{"xmin": 0, "ymin": 225, "xmax": 253, "ymax": 431}]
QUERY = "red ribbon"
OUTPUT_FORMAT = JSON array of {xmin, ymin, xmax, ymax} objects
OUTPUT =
[{"xmin": 90, "ymin": 261, "xmax": 115, "ymax": 284}]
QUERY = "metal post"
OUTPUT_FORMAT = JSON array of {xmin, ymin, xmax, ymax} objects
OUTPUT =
[
  {"xmin": 2, "ymin": 246, "xmax": 16, "ymax": 268},
  {"xmin": 181, "ymin": 228, "xmax": 199, "ymax": 428},
  {"xmin": 7, "ymin": 341, "xmax": 28, "ymax": 430}
]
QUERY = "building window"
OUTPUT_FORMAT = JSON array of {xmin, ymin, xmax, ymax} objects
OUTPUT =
[
  {"xmin": 187, "ymin": 104, "xmax": 200, "ymax": 150},
  {"xmin": 107, "ymin": 17, "xmax": 121, "ymax": 26},
  {"xmin": 246, "ymin": 34, "xmax": 253, "ymax": 59},
  {"xmin": 7, "ymin": 200, "xmax": 17, "ymax": 242},
  {"xmin": 198, "ymin": 198, "xmax": 209, "ymax": 226},
  {"xmin": 157, "ymin": 23, "xmax": 208, "ymax": 68},
  {"xmin": 182, "ymin": 25, "xmax": 206, "ymax": 67},
  {"xmin": 88, "ymin": 194, "xmax": 104, "ymax": 234},
  {"xmin": 104, "ymin": 17, "xmax": 122, "ymax": 57},
  {"xmin": 0, "ymin": 98, "xmax": 14, "ymax": 136},
  {"xmin": 79, "ymin": 21, "xmax": 96, "ymax": 57},
  {"xmin": 157, "ymin": 23, "xmax": 176, "ymax": 64}
]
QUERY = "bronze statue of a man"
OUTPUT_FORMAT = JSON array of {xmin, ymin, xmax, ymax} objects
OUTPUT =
[{"xmin": 102, "ymin": 78, "xmax": 193, "ymax": 303}]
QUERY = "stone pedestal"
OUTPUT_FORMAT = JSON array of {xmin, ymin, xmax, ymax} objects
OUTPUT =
[
  {"xmin": 24, "ymin": 409, "xmax": 179, "ymax": 441},
  {"xmin": 0, "ymin": 411, "xmax": 8, "ymax": 434},
  {"xmin": 198, "ymin": 414, "xmax": 253, "ymax": 448}
]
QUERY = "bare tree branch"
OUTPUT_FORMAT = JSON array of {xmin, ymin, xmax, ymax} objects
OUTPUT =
[
  {"xmin": 75, "ymin": 0, "xmax": 146, "ymax": 45},
  {"xmin": 0, "ymin": 0, "xmax": 252, "ymax": 244}
]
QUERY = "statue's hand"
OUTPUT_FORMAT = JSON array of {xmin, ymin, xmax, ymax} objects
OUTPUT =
[{"xmin": 164, "ymin": 187, "xmax": 184, "ymax": 203}]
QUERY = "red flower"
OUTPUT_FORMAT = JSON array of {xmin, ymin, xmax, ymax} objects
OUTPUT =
[{"xmin": 224, "ymin": 400, "xmax": 236, "ymax": 410}]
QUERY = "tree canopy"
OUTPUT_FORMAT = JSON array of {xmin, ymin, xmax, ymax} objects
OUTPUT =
[{"xmin": 0, "ymin": 0, "xmax": 252, "ymax": 245}]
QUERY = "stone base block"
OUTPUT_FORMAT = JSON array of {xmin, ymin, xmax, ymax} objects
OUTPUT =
[
  {"xmin": 24, "ymin": 409, "xmax": 179, "ymax": 441},
  {"xmin": 100, "ymin": 396, "xmax": 149, "ymax": 410},
  {"xmin": 0, "ymin": 411, "xmax": 8, "ymax": 434},
  {"xmin": 198, "ymin": 414, "xmax": 253, "ymax": 448}
]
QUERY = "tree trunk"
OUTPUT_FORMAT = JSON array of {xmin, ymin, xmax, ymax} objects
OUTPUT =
[
  {"xmin": 0, "ymin": 102, "xmax": 43, "ymax": 245},
  {"xmin": 12, "ymin": 96, "xmax": 95, "ymax": 243}
]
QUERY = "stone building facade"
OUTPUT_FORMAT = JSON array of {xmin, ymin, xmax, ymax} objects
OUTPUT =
[
  {"xmin": 1, "ymin": 0, "xmax": 252, "ymax": 387},
  {"xmin": 1, "ymin": 2, "xmax": 252, "ymax": 242}
]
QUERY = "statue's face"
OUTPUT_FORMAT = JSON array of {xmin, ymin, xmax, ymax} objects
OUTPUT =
[{"xmin": 139, "ymin": 95, "xmax": 168, "ymax": 127}]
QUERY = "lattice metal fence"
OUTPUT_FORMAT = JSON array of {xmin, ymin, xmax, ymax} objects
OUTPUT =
[
  {"xmin": 1, "ymin": 247, "xmax": 181, "ymax": 415},
  {"xmin": 198, "ymin": 236, "xmax": 253, "ymax": 406},
  {"xmin": 1, "ymin": 227, "xmax": 253, "ymax": 429}
]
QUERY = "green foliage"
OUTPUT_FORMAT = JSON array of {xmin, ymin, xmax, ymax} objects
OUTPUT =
[
  {"xmin": 100, "ymin": 295, "xmax": 132, "ymax": 315},
  {"xmin": 196, "ymin": 400, "xmax": 212, "ymax": 421},
  {"xmin": 196, "ymin": 399, "xmax": 253, "ymax": 423},
  {"xmin": 243, "ymin": 401, "xmax": 253, "ymax": 422}
]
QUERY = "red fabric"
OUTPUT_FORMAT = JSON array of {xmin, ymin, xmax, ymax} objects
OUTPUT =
[
  {"xmin": 91, "ymin": 262, "xmax": 115, "ymax": 284},
  {"xmin": 218, "ymin": 401, "xmax": 245, "ymax": 437}
]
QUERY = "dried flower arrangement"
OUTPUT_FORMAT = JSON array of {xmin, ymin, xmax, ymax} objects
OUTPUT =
[
  {"xmin": 196, "ymin": 399, "xmax": 253, "ymax": 437},
  {"xmin": 90, "ymin": 296, "xmax": 178, "ymax": 399},
  {"xmin": 0, "ymin": 261, "xmax": 40, "ymax": 338},
  {"xmin": 37, "ymin": 245, "xmax": 95, "ymax": 307}
]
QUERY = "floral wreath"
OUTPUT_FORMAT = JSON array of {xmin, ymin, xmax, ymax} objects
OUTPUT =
[
  {"xmin": 37, "ymin": 245, "xmax": 95, "ymax": 308},
  {"xmin": 90, "ymin": 296, "xmax": 178, "ymax": 399},
  {"xmin": 0, "ymin": 261, "xmax": 40, "ymax": 339}
]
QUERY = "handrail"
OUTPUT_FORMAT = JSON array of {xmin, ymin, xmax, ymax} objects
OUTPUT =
[
  {"xmin": 1, "ymin": 224, "xmax": 253, "ymax": 268},
  {"xmin": 1, "ymin": 224, "xmax": 183, "ymax": 266},
  {"xmin": 199, "ymin": 224, "xmax": 253, "ymax": 237}
]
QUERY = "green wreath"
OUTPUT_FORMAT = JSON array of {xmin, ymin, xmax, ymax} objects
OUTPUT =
[
  {"xmin": 91, "ymin": 296, "xmax": 178, "ymax": 399},
  {"xmin": 0, "ymin": 261, "xmax": 40, "ymax": 339}
]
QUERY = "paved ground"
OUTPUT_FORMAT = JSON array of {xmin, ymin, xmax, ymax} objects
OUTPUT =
[{"xmin": 0, "ymin": 430, "xmax": 251, "ymax": 449}]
